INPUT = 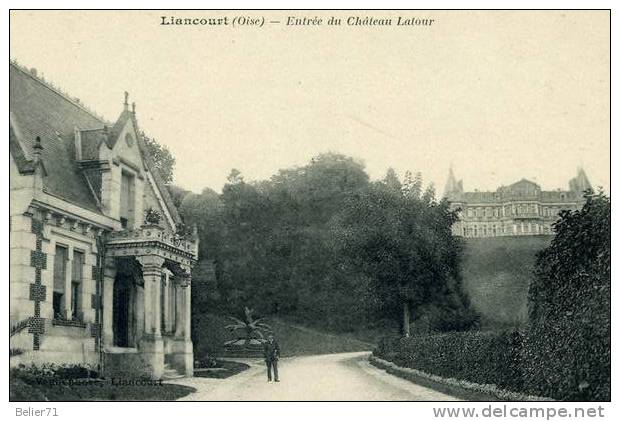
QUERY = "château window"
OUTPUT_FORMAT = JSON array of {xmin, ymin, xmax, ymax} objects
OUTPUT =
[
  {"xmin": 120, "ymin": 170, "xmax": 136, "ymax": 229},
  {"xmin": 71, "ymin": 250, "xmax": 84, "ymax": 320},
  {"xmin": 53, "ymin": 245, "xmax": 68, "ymax": 319}
]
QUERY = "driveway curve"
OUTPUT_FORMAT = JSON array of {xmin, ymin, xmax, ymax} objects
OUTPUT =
[{"xmin": 168, "ymin": 351, "xmax": 458, "ymax": 401}]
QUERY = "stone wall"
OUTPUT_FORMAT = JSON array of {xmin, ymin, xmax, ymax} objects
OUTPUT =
[{"xmin": 10, "ymin": 202, "xmax": 101, "ymax": 366}]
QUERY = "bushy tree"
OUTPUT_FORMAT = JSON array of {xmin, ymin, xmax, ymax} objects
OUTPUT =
[{"xmin": 331, "ymin": 170, "xmax": 477, "ymax": 336}]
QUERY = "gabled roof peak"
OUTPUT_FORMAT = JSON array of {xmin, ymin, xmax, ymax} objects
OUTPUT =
[{"xmin": 510, "ymin": 178, "xmax": 540, "ymax": 187}]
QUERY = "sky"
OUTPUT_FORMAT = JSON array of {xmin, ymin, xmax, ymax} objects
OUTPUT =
[{"xmin": 10, "ymin": 10, "xmax": 610, "ymax": 194}]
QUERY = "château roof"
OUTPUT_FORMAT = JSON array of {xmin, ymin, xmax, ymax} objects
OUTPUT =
[
  {"xmin": 444, "ymin": 170, "xmax": 588, "ymax": 205},
  {"xmin": 9, "ymin": 61, "xmax": 181, "ymax": 223}
]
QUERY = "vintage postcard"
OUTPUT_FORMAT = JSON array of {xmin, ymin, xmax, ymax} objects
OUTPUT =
[{"xmin": 7, "ymin": 6, "xmax": 612, "ymax": 414}]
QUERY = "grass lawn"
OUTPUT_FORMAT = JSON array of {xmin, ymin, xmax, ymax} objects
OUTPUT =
[
  {"xmin": 194, "ymin": 360, "xmax": 250, "ymax": 379},
  {"xmin": 193, "ymin": 313, "xmax": 374, "ymax": 360},
  {"xmin": 461, "ymin": 236, "xmax": 552, "ymax": 327},
  {"xmin": 10, "ymin": 372, "xmax": 195, "ymax": 401}
]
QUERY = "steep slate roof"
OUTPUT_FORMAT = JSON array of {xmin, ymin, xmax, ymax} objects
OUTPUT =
[
  {"xmin": 9, "ymin": 62, "xmax": 181, "ymax": 223},
  {"xmin": 10, "ymin": 63, "xmax": 104, "ymax": 212}
]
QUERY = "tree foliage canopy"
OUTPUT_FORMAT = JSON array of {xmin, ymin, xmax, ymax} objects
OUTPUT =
[
  {"xmin": 143, "ymin": 133, "xmax": 176, "ymax": 184},
  {"xmin": 179, "ymin": 153, "xmax": 475, "ymax": 334}
]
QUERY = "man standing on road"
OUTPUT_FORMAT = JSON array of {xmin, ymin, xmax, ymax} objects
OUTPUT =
[{"xmin": 263, "ymin": 334, "xmax": 280, "ymax": 382}]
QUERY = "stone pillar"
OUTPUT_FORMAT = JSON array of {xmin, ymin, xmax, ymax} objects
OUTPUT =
[
  {"xmin": 137, "ymin": 255, "xmax": 164, "ymax": 335},
  {"xmin": 183, "ymin": 282, "xmax": 191, "ymax": 342},
  {"xmin": 179, "ymin": 274, "xmax": 193, "ymax": 376},
  {"xmin": 174, "ymin": 283, "xmax": 183, "ymax": 338},
  {"xmin": 136, "ymin": 255, "xmax": 165, "ymax": 379},
  {"xmin": 135, "ymin": 285, "xmax": 144, "ymax": 345},
  {"xmin": 102, "ymin": 257, "xmax": 116, "ymax": 347},
  {"xmin": 162, "ymin": 269, "xmax": 171, "ymax": 333}
]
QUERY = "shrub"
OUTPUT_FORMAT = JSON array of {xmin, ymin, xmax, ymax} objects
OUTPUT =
[
  {"xmin": 194, "ymin": 354, "xmax": 218, "ymax": 369},
  {"xmin": 13, "ymin": 363, "xmax": 99, "ymax": 380},
  {"xmin": 375, "ymin": 331, "xmax": 524, "ymax": 393},
  {"xmin": 523, "ymin": 191, "xmax": 610, "ymax": 401},
  {"xmin": 9, "ymin": 367, "xmax": 195, "ymax": 401},
  {"xmin": 10, "ymin": 348, "xmax": 24, "ymax": 358}
]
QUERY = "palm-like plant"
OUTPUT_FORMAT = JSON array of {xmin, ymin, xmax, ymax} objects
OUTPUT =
[{"xmin": 225, "ymin": 307, "xmax": 272, "ymax": 343}]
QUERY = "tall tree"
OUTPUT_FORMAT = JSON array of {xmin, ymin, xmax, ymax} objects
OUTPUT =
[{"xmin": 331, "ymin": 172, "xmax": 476, "ymax": 336}]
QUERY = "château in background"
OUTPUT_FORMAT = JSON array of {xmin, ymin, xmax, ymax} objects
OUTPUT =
[{"xmin": 443, "ymin": 168, "xmax": 592, "ymax": 238}]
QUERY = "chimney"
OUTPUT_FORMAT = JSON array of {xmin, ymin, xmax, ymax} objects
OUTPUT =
[
  {"xmin": 33, "ymin": 136, "xmax": 43, "ymax": 162},
  {"xmin": 32, "ymin": 136, "xmax": 45, "ymax": 191},
  {"xmin": 132, "ymin": 102, "xmax": 136, "ymax": 116},
  {"xmin": 74, "ymin": 127, "xmax": 82, "ymax": 160},
  {"xmin": 30, "ymin": 68, "xmax": 38, "ymax": 77}
]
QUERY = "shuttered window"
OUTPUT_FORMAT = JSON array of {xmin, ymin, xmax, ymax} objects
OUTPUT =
[
  {"xmin": 53, "ymin": 246, "xmax": 67, "ymax": 318},
  {"xmin": 120, "ymin": 171, "xmax": 135, "ymax": 229},
  {"xmin": 71, "ymin": 250, "xmax": 84, "ymax": 319}
]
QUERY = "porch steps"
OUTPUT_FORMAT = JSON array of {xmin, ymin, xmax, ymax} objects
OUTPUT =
[
  {"xmin": 103, "ymin": 349, "xmax": 149, "ymax": 379},
  {"xmin": 162, "ymin": 363, "xmax": 185, "ymax": 380}
]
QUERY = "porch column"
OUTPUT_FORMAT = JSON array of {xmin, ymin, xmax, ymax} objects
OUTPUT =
[
  {"xmin": 136, "ymin": 255, "xmax": 165, "ymax": 379},
  {"xmin": 162, "ymin": 268, "xmax": 172, "ymax": 333},
  {"xmin": 137, "ymin": 255, "xmax": 165, "ymax": 336},
  {"xmin": 183, "ymin": 281, "xmax": 191, "ymax": 342},
  {"xmin": 135, "ymin": 285, "xmax": 144, "ymax": 344},
  {"xmin": 174, "ymin": 283, "xmax": 183, "ymax": 338},
  {"xmin": 102, "ymin": 257, "xmax": 116, "ymax": 347},
  {"xmin": 174, "ymin": 277, "xmax": 191, "ymax": 339},
  {"xmin": 178, "ymin": 273, "xmax": 193, "ymax": 376}
]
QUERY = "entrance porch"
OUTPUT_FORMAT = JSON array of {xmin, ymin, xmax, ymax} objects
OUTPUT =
[{"xmin": 102, "ymin": 224, "xmax": 198, "ymax": 379}]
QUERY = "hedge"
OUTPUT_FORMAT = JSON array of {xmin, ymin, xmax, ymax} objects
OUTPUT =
[
  {"xmin": 375, "ymin": 296, "xmax": 609, "ymax": 401},
  {"xmin": 374, "ymin": 331, "xmax": 523, "ymax": 394}
]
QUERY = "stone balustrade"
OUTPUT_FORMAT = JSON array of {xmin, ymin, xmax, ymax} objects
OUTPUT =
[{"xmin": 106, "ymin": 224, "xmax": 199, "ymax": 262}]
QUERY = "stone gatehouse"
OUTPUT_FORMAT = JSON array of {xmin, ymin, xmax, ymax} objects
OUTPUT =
[{"xmin": 9, "ymin": 62, "xmax": 198, "ymax": 379}]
